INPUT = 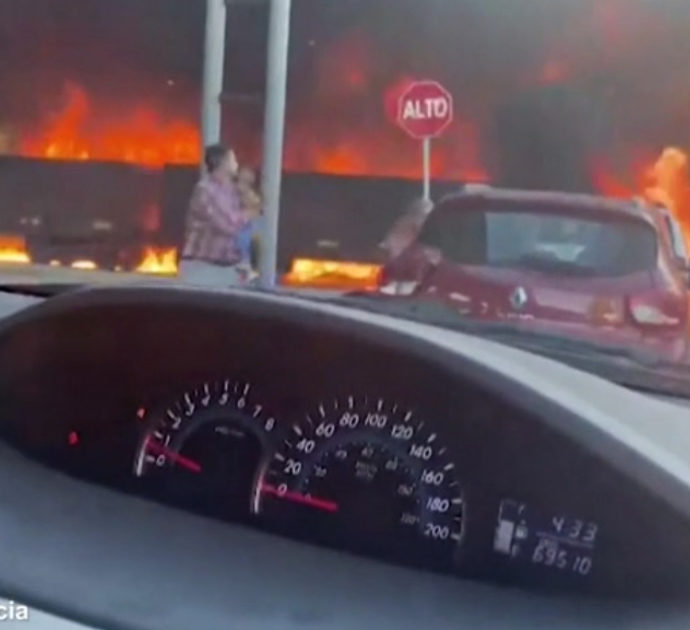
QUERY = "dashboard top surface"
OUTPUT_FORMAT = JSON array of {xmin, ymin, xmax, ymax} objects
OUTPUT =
[
  {"xmin": 0, "ymin": 285, "xmax": 688, "ymax": 629},
  {"xmin": 6, "ymin": 284, "xmax": 690, "ymax": 516}
]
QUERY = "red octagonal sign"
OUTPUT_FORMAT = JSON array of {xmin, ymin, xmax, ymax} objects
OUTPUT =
[{"xmin": 397, "ymin": 80, "xmax": 454, "ymax": 140}]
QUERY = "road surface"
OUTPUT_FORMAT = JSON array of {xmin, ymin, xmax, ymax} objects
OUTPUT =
[{"xmin": 0, "ymin": 263, "xmax": 342, "ymax": 299}]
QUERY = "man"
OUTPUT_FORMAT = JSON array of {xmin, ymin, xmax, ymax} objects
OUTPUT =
[
  {"xmin": 179, "ymin": 144, "xmax": 249, "ymax": 286},
  {"xmin": 379, "ymin": 197, "xmax": 434, "ymax": 261}
]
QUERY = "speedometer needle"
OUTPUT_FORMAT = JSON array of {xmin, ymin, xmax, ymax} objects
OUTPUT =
[
  {"xmin": 259, "ymin": 483, "xmax": 338, "ymax": 513},
  {"xmin": 146, "ymin": 439, "xmax": 202, "ymax": 473}
]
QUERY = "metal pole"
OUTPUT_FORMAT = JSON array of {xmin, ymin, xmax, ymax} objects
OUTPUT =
[
  {"xmin": 201, "ymin": 0, "xmax": 227, "ymax": 150},
  {"xmin": 259, "ymin": 0, "xmax": 292, "ymax": 288},
  {"xmin": 422, "ymin": 137, "xmax": 431, "ymax": 201}
]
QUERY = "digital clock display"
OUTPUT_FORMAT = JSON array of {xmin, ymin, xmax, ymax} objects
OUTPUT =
[{"xmin": 493, "ymin": 499, "xmax": 599, "ymax": 577}]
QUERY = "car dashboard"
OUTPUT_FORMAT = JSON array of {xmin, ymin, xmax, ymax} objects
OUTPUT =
[{"xmin": 0, "ymin": 285, "xmax": 688, "ymax": 629}]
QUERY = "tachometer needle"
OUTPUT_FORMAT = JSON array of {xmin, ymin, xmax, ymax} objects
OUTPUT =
[
  {"xmin": 146, "ymin": 439, "xmax": 202, "ymax": 473},
  {"xmin": 259, "ymin": 483, "xmax": 338, "ymax": 513}
]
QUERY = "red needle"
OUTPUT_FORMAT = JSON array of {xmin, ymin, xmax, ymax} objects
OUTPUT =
[
  {"xmin": 146, "ymin": 438, "xmax": 202, "ymax": 473},
  {"xmin": 260, "ymin": 483, "xmax": 338, "ymax": 513}
]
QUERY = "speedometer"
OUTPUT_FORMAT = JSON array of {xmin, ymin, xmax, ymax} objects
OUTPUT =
[{"xmin": 255, "ymin": 396, "xmax": 464, "ymax": 567}]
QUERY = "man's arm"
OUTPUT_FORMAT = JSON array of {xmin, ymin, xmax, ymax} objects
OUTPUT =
[{"xmin": 379, "ymin": 211, "xmax": 426, "ymax": 260}]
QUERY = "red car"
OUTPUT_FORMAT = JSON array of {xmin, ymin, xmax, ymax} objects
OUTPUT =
[{"xmin": 377, "ymin": 186, "xmax": 690, "ymax": 363}]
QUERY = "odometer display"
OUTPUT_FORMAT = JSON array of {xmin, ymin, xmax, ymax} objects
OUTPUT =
[{"xmin": 256, "ymin": 396, "xmax": 464, "ymax": 567}]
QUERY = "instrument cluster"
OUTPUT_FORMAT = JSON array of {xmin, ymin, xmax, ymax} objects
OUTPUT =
[
  {"xmin": 133, "ymin": 377, "xmax": 465, "ymax": 571},
  {"xmin": 1, "ymin": 287, "xmax": 687, "ymax": 598}
]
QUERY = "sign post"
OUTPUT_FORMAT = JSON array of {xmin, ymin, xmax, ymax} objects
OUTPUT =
[
  {"xmin": 422, "ymin": 137, "xmax": 431, "ymax": 201},
  {"xmin": 396, "ymin": 80, "xmax": 454, "ymax": 201}
]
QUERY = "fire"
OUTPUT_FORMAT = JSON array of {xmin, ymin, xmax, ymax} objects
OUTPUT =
[
  {"xmin": 279, "ymin": 34, "xmax": 488, "ymax": 180},
  {"xmin": 0, "ymin": 236, "xmax": 31, "ymax": 264},
  {"xmin": 592, "ymin": 146, "xmax": 690, "ymax": 246},
  {"xmin": 15, "ymin": 73, "xmax": 489, "ymax": 181},
  {"xmin": 135, "ymin": 247, "xmax": 178, "ymax": 275},
  {"xmin": 643, "ymin": 148, "xmax": 690, "ymax": 229},
  {"xmin": 20, "ymin": 83, "xmax": 200, "ymax": 168},
  {"xmin": 283, "ymin": 70, "xmax": 488, "ymax": 181},
  {"xmin": 283, "ymin": 258, "xmax": 381, "ymax": 290},
  {"xmin": 590, "ymin": 158, "xmax": 635, "ymax": 200},
  {"xmin": 0, "ymin": 237, "xmax": 178, "ymax": 277}
]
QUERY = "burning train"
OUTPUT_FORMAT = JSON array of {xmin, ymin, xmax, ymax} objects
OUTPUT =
[{"xmin": 0, "ymin": 0, "xmax": 688, "ymax": 278}]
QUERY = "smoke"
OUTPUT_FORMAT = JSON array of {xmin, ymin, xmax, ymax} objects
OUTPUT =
[
  {"xmin": 488, "ymin": 84, "xmax": 613, "ymax": 191},
  {"xmin": 0, "ymin": 0, "xmax": 201, "ymax": 138},
  {"xmin": 289, "ymin": 0, "xmax": 690, "ymax": 184}
]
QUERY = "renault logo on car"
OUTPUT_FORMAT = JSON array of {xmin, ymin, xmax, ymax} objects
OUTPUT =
[{"xmin": 510, "ymin": 287, "xmax": 529, "ymax": 311}]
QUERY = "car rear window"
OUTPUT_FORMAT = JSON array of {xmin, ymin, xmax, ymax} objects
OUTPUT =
[
  {"xmin": 661, "ymin": 212, "xmax": 688, "ymax": 261},
  {"xmin": 417, "ymin": 203, "xmax": 658, "ymax": 277}
]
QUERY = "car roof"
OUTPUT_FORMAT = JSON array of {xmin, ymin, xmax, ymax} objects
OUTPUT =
[{"xmin": 439, "ymin": 186, "xmax": 656, "ymax": 225}]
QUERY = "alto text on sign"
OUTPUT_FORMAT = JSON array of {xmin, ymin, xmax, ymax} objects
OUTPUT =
[{"xmin": 401, "ymin": 98, "xmax": 451, "ymax": 122}]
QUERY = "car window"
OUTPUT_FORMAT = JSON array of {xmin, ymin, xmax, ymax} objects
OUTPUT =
[{"xmin": 418, "ymin": 204, "xmax": 658, "ymax": 277}]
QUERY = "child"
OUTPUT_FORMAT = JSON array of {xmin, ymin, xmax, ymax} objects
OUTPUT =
[{"xmin": 235, "ymin": 167, "xmax": 262, "ymax": 283}]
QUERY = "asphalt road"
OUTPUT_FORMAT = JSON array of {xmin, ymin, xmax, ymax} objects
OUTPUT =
[
  {"xmin": 0, "ymin": 263, "xmax": 343, "ymax": 298},
  {"xmin": 0, "ymin": 263, "xmax": 345, "ymax": 320},
  {"xmin": 0, "ymin": 263, "xmax": 177, "ymax": 286}
]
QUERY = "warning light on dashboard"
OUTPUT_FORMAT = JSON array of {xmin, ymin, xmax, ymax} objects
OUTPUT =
[{"xmin": 68, "ymin": 431, "xmax": 79, "ymax": 446}]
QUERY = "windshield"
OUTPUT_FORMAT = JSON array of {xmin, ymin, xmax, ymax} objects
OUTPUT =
[
  {"xmin": 1, "ymin": 0, "xmax": 690, "ymax": 396},
  {"xmin": 417, "ymin": 205, "xmax": 658, "ymax": 277}
]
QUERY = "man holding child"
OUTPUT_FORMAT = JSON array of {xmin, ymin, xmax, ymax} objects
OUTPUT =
[{"xmin": 180, "ymin": 144, "xmax": 262, "ymax": 287}]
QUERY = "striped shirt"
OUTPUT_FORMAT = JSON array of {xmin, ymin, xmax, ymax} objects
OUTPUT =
[{"xmin": 181, "ymin": 174, "xmax": 248, "ymax": 266}]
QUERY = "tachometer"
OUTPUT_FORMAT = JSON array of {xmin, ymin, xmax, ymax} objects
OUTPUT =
[
  {"xmin": 134, "ymin": 379, "xmax": 278, "ymax": 519},
  {"xmin": 255, "ymin": 396, "xmax": 464, "ymax": 567}
]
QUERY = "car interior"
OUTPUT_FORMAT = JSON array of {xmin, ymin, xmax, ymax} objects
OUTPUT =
[{"xmin": 0, "ymin": 284, "xmax": 688, "ymax": 629}]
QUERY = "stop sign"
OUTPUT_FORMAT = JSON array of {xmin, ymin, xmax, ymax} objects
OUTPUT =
[{"xmin": 397, "ymin": 80, "xmax": 454, "ymax": 139}]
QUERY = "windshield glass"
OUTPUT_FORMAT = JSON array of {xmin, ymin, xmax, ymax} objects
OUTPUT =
[
  {"xmin": 418, "ymin": 205, "xmax": 658, "ymax": 277},
  {"xmin": 1, "ymin": 0, "xmax": 690, "ymax": 395}
]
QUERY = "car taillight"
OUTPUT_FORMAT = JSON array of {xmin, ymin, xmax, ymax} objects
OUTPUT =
[{"xmin": 628, "ymin": 295, "xmax": 683, "ymax": 327}]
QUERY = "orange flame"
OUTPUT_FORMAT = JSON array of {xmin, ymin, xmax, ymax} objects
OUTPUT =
[
  {"xmin": 135, "ymin": 247, "xmax": 178, "ymax": 275},
  {"xmin": 592, "ymin": 146, "xmax": 690, "ymax": 246},
  {"xmin": 0, "ymin": 237, "xmax": 179, "ymax": 277},
  {"xmin": 0, "ymin": 236, "xmax": 31, "ymax": 264},
  {"xmin": 20, "ymin": 83, "xmax": 200, "ymax": 168},
  {"xmin": 16, "ymin": 78, "xmax": 489, "ymax": 181},
  {"xmin": 643, "ymin": 148, "xmax": 690, "ymax": 228},
  {"xmin": 283, "ymin": 258, "xmax": 381, "ymax": 290},
  {"xmin": 590, "ymin": 159, "xmax": 635, "ymax": 200}
]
